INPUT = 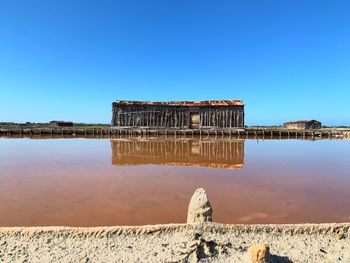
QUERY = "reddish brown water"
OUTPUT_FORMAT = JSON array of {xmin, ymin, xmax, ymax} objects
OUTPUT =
[{"xmin": 0, "ymin": 137, "xmax": 349, "ymax": 226}]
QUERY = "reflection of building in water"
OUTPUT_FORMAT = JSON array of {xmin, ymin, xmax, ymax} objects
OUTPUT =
[{"xmin": 111, "ymin": 138, "xmax": 244, "ymax": 169}]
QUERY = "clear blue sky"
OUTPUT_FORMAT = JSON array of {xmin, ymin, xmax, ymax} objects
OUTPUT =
[{"xmin": 0, "ymin": 0, "xmax": 349, "ymax": 125}]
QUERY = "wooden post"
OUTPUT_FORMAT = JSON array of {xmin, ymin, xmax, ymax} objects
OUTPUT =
[
  {"xmin": 164, "ymin": 110, "xmax": 168, "ymax": 128},
  {"xmin": 181, "ymin": 111, "xmax": 184, "ymax": 128},
  {"xmin": 234, "ymin": 111, "xmax": 237, "ymax": 127},
  {"xmin": 207, "ymin": 110, "xmax": 209, "ymax": 127}
]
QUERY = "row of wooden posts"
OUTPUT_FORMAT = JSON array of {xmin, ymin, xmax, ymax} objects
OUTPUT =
[
  {"xmin": 114, "ymin": 109, "xmax": 191, "ymax": 128},
  {"xmin": 0, "ymin": 127, "xmax": 346, "ymax": 139},
  {"xmin": 199, "ymin": 109, "xmax": 244, "ymax": 128}
]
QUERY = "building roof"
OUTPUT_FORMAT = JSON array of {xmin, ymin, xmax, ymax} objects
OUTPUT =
[
  {"xmin": 284, "ymin": 120, "xmax": 321, "ymax": 125},
  {"xmin": 113, "ymin": 100, "xmax": 244, "ymax": 107}
]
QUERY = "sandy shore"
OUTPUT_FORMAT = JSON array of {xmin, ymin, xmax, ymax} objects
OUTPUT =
[{"xmin": 0, "ymin": 222, "xmax": 349, "ymax": 262}]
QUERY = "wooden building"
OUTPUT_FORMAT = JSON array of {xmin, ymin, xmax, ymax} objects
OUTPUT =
[
  {"xmin": 283, "ymin": 120, "xmax": 321, "ymax": 130},
  {"xmin": 49, "ymin": 121, "xmax": 74, "ymax": 127},
  {"xmin": 112, "ymin": 100, "xmax": 244, "ymax": 129}
]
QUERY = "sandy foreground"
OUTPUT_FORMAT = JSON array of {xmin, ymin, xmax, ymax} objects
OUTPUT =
[{"xmin": 0, "ymin": 222, "xmax": 349, "ymax": 263}]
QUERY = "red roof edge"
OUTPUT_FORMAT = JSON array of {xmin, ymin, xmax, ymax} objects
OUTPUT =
[{"xmin": 113, "ymin": 100, "xmax": 244, "ymax": 107}]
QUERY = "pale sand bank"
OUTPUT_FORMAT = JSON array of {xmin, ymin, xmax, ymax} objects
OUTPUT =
[{"xmin": 0, "ymin": 222, "xmax": 349, "ymax": 262}]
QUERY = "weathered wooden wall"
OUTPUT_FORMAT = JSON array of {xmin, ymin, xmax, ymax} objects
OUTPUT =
[
  {"xmin": 112, "ymin": 105, "xmax": 244, "ymax": 128},
  {"xmin": 112, "ymin": 105, "xmax": 192, "ymax": 128},
  {"xmin": 199, "ymin": 107, "xmax": 244, "ymax": 128}
]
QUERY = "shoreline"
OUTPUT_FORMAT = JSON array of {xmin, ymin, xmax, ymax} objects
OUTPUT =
[
  {"xmin": 1, "ymin": 126, "xmax": 349, "ymax": 140},
  {"xmin": 1, "ymin": 176, "xmax": 349, "ymax": 263},
  {"xmin": 0, "ymin": 222, "xmax": 349, "ymax": 262}
]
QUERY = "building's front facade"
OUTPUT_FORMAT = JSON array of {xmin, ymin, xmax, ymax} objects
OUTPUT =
[
  {"xmin": 283, "ymin": 120, "xmax": 321, "ymax": 130},
  {"xmin": 112, "ymin": 100, "xmax": 244, "ymax": 129},
  {"xmin": 50, "ymin": 121, "xmax": 74, "ymax": 127}
]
